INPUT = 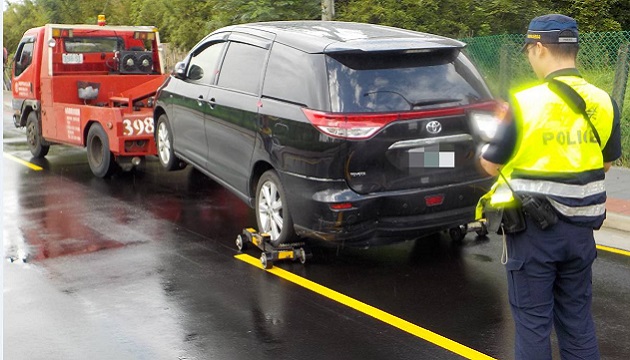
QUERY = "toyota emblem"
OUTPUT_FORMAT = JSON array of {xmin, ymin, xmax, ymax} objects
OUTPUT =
[{"xmin": 426, "ymin": 121, "xmax": 442, "ymax": 135}]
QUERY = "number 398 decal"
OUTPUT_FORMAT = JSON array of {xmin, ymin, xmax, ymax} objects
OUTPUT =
[{"xmin": 123, "ymin": 117, "xmax": 154, "ymax": 136}]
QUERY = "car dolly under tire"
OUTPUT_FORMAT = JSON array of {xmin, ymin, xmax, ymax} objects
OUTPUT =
[
  {"xmin": 448, "ymin": 220, "xmax": 489, "ymax": 243},
  {"xmin": 236, "ymin": 228, "xmax": 311, "ymax": 269}
]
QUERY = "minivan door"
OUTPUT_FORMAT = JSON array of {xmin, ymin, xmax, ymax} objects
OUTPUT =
[
  {"xmin": 171, "ymin": 38, "xmax": 227, "ymax": 169},
  {"xmin": 206, "ymin": 34, "xmax": 272, "ymax": 196}
]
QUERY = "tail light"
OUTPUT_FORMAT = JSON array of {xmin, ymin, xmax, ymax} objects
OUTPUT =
[{"xmin": 302, "ymin": 101, "xmax": 499, "ymax": 140}]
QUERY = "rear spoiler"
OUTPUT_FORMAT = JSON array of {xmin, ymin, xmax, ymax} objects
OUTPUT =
[{"xmin": 323, "ymin": 37, "xmax": 466, "ymax": 54}]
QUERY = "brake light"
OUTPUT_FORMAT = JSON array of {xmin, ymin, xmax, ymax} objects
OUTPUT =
[{"xmin": 302, "ymin": 101, "xmax": 498, "ymax": 140}]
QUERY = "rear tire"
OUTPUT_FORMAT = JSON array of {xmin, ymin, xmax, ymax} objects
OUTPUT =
[
  {"xmin": 255, "ymin": 170, "xmax": 296, "ymax": 247},
  {"xmin": 87, "ymin": 123, "xmax": 116, "ymax": 178},
  {"xmin": 156, "ymin": 114, "xmax": 186, "ymax": 171},
  {"xmin": 26, "ymin": 112, "xmax": 49, "ymax": 158}
]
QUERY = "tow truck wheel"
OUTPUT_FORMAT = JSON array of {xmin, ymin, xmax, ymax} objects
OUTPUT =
[
  {"xmin": 26, "ymin": 112, "xmax": 49, "ymax": 158},
  {"xmin": 157, "ymin": 114, "xmax": 186, "ymax": 171},
  {"xmin": 87, "ymin": 123, "xmax": 116, "ymax": 178}
]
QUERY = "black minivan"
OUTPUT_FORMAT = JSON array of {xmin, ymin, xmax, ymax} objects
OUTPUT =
[{"xmin": 154, "ymin": 21, "xmax": 500, "ymax": 247}]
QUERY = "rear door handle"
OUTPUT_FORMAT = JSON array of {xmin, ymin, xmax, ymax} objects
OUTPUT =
[{"xmin": 207, "ymin": 97, "xmax": 216, "ymax": 110}]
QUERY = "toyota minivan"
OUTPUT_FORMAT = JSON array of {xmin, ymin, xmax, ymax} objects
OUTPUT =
[{"xmin": 153, "ymin": 21, "xmax": 499, "ymax": 247}]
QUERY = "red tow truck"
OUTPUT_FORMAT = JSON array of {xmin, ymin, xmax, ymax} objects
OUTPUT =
[{"xmin": 11, "ymin": 22, "xmax": 167, "ymax": 177}]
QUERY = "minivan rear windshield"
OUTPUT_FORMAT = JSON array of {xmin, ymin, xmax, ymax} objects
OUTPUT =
[{"xmin": 326, "ymin": 50, "xmax": 492, "ymax": 113}]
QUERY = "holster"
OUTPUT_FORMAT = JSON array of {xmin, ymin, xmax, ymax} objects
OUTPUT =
[
  {"xmin": 500, "ymin": 206, "xmax": 527, "ymax": 234},
  {"xmin": 521, "ymin": 195, "xmax": 558, "ymax": 230}
]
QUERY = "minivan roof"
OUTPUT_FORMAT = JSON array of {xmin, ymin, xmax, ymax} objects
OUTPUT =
[{"xmin": 217, "ymin": 21, "xmax": 466, "ymax": 54}]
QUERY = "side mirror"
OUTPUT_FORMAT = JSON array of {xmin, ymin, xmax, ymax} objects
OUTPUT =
[
  {"xmin": 187, "ymin": 64, "xmax": 204, "ymax": 81},
  {"xmin": 173, "ymin": 61, "xmax": 187, "ymax": 79}
]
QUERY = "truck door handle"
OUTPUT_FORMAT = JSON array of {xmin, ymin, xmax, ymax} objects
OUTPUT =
[
  {"xmin": 197, "ymin": 95, "xmax": 204, "ymax": 107},
  {"xmin": 207, "ymin": 98, "xmax": 216, "ymax": 110}
]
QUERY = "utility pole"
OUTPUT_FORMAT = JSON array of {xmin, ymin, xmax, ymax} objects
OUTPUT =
[{"xmin": 322, "ymin": 0, "xmax": 335, "ymax": 21}]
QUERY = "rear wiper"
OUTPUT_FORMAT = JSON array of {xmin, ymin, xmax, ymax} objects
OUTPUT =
[
  {"xmin": 363, "ymin": 91, "xmax": 461, "ymax": 110},
  {"xmin": 409, "ymin": 98, "xmax": 462, "ymax": 108}
]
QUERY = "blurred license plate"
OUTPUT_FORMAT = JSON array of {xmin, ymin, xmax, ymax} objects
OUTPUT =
[
  {"xmin": 408, "ymin": 146, "xmax": 455, "ymax": 168},
  {"xmin": 62, "ymin": 53, "xmax": 83, "ymax": 64}
]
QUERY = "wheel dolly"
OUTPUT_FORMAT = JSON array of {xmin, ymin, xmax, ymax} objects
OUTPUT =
[
  {"xmin": 448, "ymin": 220, "xmax": 489, "ymax": 243},
  {"xmin": 235, "ymin": 228, "xmax": 310, "ymax": 269}
]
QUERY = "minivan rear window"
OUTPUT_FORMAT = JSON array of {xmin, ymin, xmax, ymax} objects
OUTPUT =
[{"xmin": 326, "ymin": 50, "xmax": 492, "ymax": 113}]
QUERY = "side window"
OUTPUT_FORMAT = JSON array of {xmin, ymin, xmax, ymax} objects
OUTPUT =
[
  {"xmin": 216, "ymin": 42, "xmax": 268, "ymax": 94},
  {"xmin": 14, "ymin": 39, "xmax": 35, "ymax": 77},
  {"xmin": 187, "ymin": 41, "xmax": 226, "ymax": 85},
  {"xmin": 263, "ymin": 43, "xmax": 314, "ymax": 106}
]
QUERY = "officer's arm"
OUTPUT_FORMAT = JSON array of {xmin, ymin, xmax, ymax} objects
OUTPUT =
[
  {"xmin": 480, "ymin": 157, "xmax": 501, "ymax": 176},
  {"xmin": 604, "ymin": 162, "xmax": 612, "ymax": 172},
  {"xmin": 480, "ymin": 120, "xmax": 517, "ymax": 176},
  {"xmin": 602, "ymin": 98, "xmax": 622, "ymax": 173}
]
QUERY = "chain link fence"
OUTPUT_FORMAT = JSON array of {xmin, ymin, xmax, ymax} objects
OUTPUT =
[{"xmin": 461, "ymin": 31, "xmax": 630, "ymax": 165}]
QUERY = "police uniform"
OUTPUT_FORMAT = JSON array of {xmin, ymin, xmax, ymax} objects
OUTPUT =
[{"xmin": 480, "ymin": 15, "xmax": 622, "ymax": 360}]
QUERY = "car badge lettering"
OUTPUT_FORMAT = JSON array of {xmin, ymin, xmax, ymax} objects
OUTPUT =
[{"xmin": 426, "ymin": 121, "xmax": 442, "ymax": 135}]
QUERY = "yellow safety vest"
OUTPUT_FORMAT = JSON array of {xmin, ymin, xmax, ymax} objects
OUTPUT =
[{"xmin": 477, "ymin": 75, "xmax": 615, "ymax": 228}]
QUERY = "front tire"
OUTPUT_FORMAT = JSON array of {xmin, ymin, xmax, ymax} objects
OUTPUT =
[
  {"xmin": 255, "ymin": 170, "xmax": 296, "ymax": 246},
  {"xmin": 86, "ymin": 123, "xmax": 116, "ymax": 178},
  {"xmin": 156, "ymin": 114, "xmax": 185, "ymax": 171},
  {"xmin": 26, "ymin": 112, "xmax": 49, "ymax": 158}
]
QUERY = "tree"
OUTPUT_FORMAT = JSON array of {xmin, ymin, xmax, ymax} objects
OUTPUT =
[{"xmin": 3, "ymin": 0, "xmax": 48, "ymax": 56}]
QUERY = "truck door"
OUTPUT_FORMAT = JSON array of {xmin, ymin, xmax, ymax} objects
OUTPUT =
[{"xmin": 12, "ymin": 35, "xmax": 38, "ymax": 105}]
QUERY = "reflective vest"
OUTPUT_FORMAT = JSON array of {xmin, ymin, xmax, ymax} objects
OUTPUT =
[{"xmin": 478, "ymin": 75, "xmax": 615, "ymax": 228}]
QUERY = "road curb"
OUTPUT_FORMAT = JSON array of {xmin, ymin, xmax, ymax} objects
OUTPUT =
[{"xmin": 602, "ymin": 212, "xmax": 630, "ymax": 233}]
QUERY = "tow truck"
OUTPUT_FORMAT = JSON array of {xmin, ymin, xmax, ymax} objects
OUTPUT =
[{"xmin": 11, "ymin": 19, "xmax": 167, "ymax": 177}]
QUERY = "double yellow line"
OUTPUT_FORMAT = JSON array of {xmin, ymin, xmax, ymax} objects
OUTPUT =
[{"xmin": 235, "ymin": 253, "xmax": 496, "ymax": 360}]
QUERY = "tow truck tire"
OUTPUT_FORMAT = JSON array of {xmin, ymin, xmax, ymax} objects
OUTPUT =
[
  {"xmin": 255, "ymin": 170, "xmax": 296, "ymax": 247},
  {"xmin": 26, "ymin": 112, "xmax": 49, "ymax": 158},
  {"xmin": 87, "ymin": 123, "xmax": 116, "ymax": 178},
  {"xmin": 156, "ymin": 114, "xmax": 186, "ymax": 171}
]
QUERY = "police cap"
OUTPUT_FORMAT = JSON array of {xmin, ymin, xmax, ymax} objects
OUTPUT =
[{"xmin": 522, "ymin": 14, "xmax": 579, "ymax": 51}]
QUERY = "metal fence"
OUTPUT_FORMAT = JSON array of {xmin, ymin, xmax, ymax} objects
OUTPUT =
[
  {"xmin": 460, "ymin": 31, "xmax": 630, "ymax": 108},
  {"xmin": 461, "ymin": 31, "xmax": 630, "ymax": 165}
]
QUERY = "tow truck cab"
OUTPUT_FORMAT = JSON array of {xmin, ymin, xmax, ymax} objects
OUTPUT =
[{"xmin": 12, "ymin": 24, "xmax": 167, "ymax": 177}]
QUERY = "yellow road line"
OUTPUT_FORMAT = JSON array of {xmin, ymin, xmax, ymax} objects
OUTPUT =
[
  {"xmin": 235, "ymin": 253, "xmax": 496, "ymax": 360},
  {"xmin": 597, "ymin": 245, "xmax": 630, "ymax": 257},
  {"xmin": 3, "ymin": 152, "xmax": 43, "ymax": 171}
]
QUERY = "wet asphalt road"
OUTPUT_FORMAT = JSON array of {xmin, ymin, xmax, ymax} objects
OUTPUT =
[{"xmin": 3, "ymin": 102, "xmax": 630, "ymax": 360}]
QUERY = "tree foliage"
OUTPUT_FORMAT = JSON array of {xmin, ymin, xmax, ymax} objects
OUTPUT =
[{"xmin": 3, "ymin": 0, "xmax": 628, "ymax": 55}]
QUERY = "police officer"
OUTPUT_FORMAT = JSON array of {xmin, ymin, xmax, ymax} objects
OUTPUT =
[{"xmin": 479, "ymin": 14, "xmax": 622, "ymax": 360}]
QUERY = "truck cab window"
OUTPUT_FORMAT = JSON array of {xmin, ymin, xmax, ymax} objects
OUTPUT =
[{"xmin": 14, "ymin": 41, "xmax": 34, "ymax": 77}]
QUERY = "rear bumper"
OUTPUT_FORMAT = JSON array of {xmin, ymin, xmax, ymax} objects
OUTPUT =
[{"xmin": 281, "ymin": 171, "xmax": 493, "ymax": 246}]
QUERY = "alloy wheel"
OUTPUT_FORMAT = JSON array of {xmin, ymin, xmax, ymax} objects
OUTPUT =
[{"xmin": 258, "ymin": 180, "xmax": 283, "ymax": 241}]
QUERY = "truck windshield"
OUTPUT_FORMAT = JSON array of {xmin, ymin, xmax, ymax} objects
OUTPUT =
[{"xmin": 64, "ymin": 37, "xmax": 121, "ymax": 53}]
